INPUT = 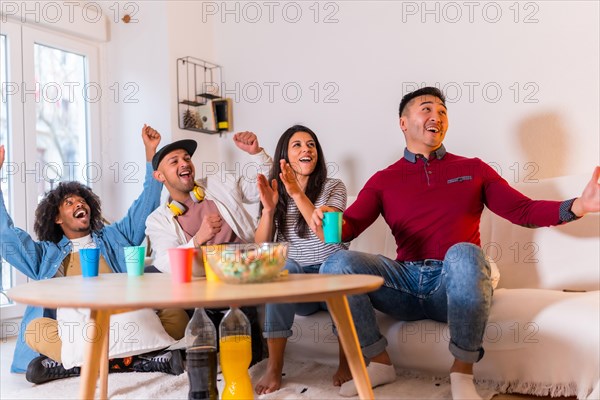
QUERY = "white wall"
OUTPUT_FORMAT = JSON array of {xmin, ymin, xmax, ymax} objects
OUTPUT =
[
  {"xmin": 99, "ymin": 1, "xmax": 171, "ymax": 220},
  {"xmin": 102, "ymin": 0, "xmax": 599, "ymax": 217},
  {"xmin": 166, "ymin": 1, "xmax": 221, "ymax": 170},
  {"xmin": 101, "ymin": 1, "xmax": 224, "ymax": 219},
  {"xmin": 211, "ymin": 1, "xmax": 599, "ymax": 195}
]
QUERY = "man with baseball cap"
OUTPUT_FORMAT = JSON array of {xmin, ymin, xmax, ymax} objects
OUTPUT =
[
  {"xmin": 151, "ymin": 139, "xmax": 198, "ymax": 171},
  {"xmin": 145, "ymin": 131, "xmax": 273, "ymax": 364}
]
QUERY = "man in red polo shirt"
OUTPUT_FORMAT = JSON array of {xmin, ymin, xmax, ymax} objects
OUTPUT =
[{"xmin": 315, "ymin": 87, "xmax": 600, "ymax": 399}]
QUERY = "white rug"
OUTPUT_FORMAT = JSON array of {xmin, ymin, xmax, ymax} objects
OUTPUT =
[{"xmin": 2, "ymin": 358, "xmax": 498, "ymax": 399}]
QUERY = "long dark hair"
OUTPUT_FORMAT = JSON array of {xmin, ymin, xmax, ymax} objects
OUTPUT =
[
  {"xmin": 34, "ymin": 181, "xmax": 103, "ymax": 243},
  {"xmin": 265, "ymin": 125, "xmax": 327, "ymax": 239}
]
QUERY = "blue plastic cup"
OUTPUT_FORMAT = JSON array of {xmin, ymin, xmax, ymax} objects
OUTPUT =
[
  {"xmin": 79, "ymin": 248, "xmax": 100, "ymax": 277},
  {"xmin": 124, "ymin": 246, "xmax": 146, "ymax": 277},
  {"xmin": 322, "ymin": 212, "xmax": 342, "ymax": 244}
]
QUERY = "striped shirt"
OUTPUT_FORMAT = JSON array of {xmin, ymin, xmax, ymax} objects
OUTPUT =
[{"xmin": 276, "ymin": 178, "xmax": 349, "ymax": 266}]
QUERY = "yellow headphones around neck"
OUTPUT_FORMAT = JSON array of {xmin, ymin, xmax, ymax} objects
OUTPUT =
[{"xmin": 167, "ymin": 186, "xmax": 205, "ymax": 216}]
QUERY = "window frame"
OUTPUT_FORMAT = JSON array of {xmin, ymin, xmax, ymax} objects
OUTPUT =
[{"xmin": 1, "ymin": 20, "xmax": 102, "ymax": 323}]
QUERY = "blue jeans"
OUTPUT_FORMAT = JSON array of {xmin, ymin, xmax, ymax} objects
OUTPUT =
[
  {"xmin": 320, "ymin": 242, "xmax": 492, "ymax": 363},
  {"xmin": 263, "ymin": 260, "xmax": 327, "ymax": 338}
]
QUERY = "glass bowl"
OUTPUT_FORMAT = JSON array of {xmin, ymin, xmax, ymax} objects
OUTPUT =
[{"xmin": 202, "ymin": 242, "xmax": 288, "ymax": 284}]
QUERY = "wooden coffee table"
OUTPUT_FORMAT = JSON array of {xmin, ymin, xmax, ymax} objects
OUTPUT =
[{"xmin": 8, "ymin": 273, "xmax": 384, "ymax": 399}]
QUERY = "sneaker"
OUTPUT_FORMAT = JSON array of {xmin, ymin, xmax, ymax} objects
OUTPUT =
[
  {"xmin": 109, "ymin": 356, "xmax": 134, "ymax": 373},
  {"xmin": 26, "ymin": 356, "xmax": 81, "ymax": 384},
  {"xmin": 132, "ymin": 350, "xmax": 184, "ymax": 375}
]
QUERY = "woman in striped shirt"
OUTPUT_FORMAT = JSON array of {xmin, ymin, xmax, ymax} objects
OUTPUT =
[{"xmin": 254, "ymin": 125, "xmax": 350, "ymax": 395}]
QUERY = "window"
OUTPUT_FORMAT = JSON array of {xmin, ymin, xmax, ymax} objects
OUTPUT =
[
  {"xmin": 33, "ymin": 43, "xmax": 90, "ymax": 197},
  {"xmin": 0, "ymin": 20, "xmax": 100, "ymax": 320},
  {"xmin": 1, "ymin": 33, "xmax": 13, "ymax": 307}
]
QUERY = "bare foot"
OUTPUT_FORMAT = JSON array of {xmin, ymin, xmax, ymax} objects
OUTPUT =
[
  {"xmin": 333, "ymin": 363, "xmax": 352, "ymax": 386},
  {"xmin": 255, "ymin": 364, "xmax": 283, "ymax": 395},
  {"xmin": 333, "ymin": 341, "xmax": 352, "ymax": 386},
  {"xmin": 255, "ymin": 337, "xmax": 287, "ymax": 395}
]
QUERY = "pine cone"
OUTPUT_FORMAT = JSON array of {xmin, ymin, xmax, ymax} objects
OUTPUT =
[{"xmin": 183, "ymin": 109, "xmax": 202, "ymax": 129}]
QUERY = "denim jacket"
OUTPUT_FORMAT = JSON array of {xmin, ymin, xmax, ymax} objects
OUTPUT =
[{"xmin": 0, "ymin": 162, "xmax": 162, "ymax": 373}]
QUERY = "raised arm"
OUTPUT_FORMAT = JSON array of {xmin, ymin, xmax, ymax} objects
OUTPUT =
[
  {"xmin": 142, "ymin": 123, "xmax": 161, "ymax": 161},
  {"xmin": 109, "ymin": 125, "xmax": 163, "ymax": 245},
  {"xmin": 0, "ymin": 145, "xmax": 46, "ymax": 278},
  {"xmin": 232, "ymin": 131, "xmax": 273, "ymax": 203},
  {"xmin": 233, "ymin": 130, "xmax": 262, "ymax": 156}
]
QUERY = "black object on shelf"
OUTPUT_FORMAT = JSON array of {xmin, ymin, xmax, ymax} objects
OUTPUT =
[{"xmin": 213, "ymin": 98, "xmax": 232, "ymax": 132}]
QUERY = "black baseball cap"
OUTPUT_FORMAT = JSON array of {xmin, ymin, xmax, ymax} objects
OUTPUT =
[{"xmin": 152, "ymin": 139, "xmax": 198, "ymax": 170}]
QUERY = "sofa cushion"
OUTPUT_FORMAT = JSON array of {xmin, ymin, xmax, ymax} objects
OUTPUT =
[
  {"xmin": 288, "ymin": 289, "xmax": 599, "ymax": 398},
  {"xmin": 290, "ymin": 173, "xmax": 599, "ymax": 398},
  {"xmin": 480, "ymin": 173, "xmax": 599, "ymax": 290},
  {"xmin": 57, "ymin": 308, "xmax": 177, "ymax": 369}
]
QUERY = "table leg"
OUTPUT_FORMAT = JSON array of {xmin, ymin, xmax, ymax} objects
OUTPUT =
[
  {"xmin": 79, "ymin": 309, "xmax": 111, "ymax": 400},
  {"xmin": 326, "ymin": 295, "xmax": 374, "ymax": 400},
  {"xmin": 98, "ymin": 316, "xmax": 110, "ymax": 400}
]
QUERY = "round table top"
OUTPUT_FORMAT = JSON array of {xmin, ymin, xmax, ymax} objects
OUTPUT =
[{"xmin": 7, "ymin": 273, "xmax": 384, "ymax": 310}]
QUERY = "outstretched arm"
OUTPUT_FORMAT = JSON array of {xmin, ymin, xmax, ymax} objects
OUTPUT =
[
  {"xmin": 233, "ymin": 131, "xmax": 262, "ymax": 155},
  {"xmin": 0, "ymin": 145, "xmax": 47, "ymax": 278},
  {"xmin": 570, "ymin": 166, "xmax": 600, "ymax": 217},
  {"xmin": 110, "ymin": 125, "xmax": 163, "ymax": 247},
  {"xmin": 231, "ymin": 131, "xmax": 273, "ymax": 203},
  {"xmin": 142, "ymin": 124, "xmax": 161, "ymax": 161}
]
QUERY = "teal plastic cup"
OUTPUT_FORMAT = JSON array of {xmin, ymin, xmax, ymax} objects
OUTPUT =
[
  {"xmin": 322, "ymin": 212, "xmax": 342, "ymax": 244},
  {"xmin": 124, "ymin": 246, "xmax": 146, "ymax": 277},
  {"xmin": 80, "ymin": 248, "xmax": 100, "ymax": 277}
]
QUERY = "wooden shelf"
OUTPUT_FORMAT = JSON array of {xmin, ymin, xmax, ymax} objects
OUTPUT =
[
  {"xmin": 180, "ymin": 126, "xmax": 222, "ymax": 135},
  {"xmin": 197, "ymin": 93, "xmax": 221, "ymax": 100},
  {"xmin": 180, "ymin": 100, "xmax": 204, "ymax": 107}
]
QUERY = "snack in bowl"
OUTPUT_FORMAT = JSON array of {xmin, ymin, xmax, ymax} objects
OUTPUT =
[{"xmin": 202, "ymin": 242, "xmax": 288, "ymax": 283}]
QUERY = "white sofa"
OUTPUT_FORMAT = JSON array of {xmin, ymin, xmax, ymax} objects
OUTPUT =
[{"xmin": 286, "ymin": 174, "xmax": 600, "ymax": 399}]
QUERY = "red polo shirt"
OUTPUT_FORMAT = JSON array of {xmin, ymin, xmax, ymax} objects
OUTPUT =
[{"xmin": 342, "ymin": 146, "xmax": 567, "ymax": 261}]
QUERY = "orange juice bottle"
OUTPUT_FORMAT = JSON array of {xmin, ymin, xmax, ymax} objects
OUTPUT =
[{"xmin": 219, "ymin": 307, "xmax": 254, "ymax": 400}]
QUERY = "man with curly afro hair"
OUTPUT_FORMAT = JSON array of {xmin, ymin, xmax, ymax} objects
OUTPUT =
[
  {"xmin": 33, "ymin": 181, "xmax": 104, "ymax": 244},
  {"xmin": 0, "ymin": 125, "xmax": 188, "ymax": 384}
]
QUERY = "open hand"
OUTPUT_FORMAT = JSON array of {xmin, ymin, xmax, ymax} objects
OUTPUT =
[
  {"xmin": 571, "ymin": 166, "xmax": 600, "ymax": 216},
  {"xmin": 279, "ymin": 160, "xmax": 303, "ymax": 198},
  {"xmin": 257, "ymin": 174, "xmax": 278, "ymax": 213},
  {"xmin": 233, "ymin": 131, "xmax": 261, "ymax": 155}
]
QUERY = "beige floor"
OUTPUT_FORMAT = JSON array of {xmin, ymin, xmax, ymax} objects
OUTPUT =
[
  {"xmin": 1, "ymin": 336, "xmax": 32, "ymax": 396},
  {"xmin": 494, "ymin": 395, "xmax": 574, "ymax": 400},
  {"xmin": 0, "ymin": 335, "xmax": 574, "ymax": 399}
]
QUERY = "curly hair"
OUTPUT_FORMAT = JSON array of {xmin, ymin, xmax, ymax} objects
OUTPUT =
[
  {"xmin": 262, "ymin": 125, "xmax": 327, "ymax": 239},
  {"xmin": 34, "ymin": 181, "xmax": 103, "ymax": 243}
]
